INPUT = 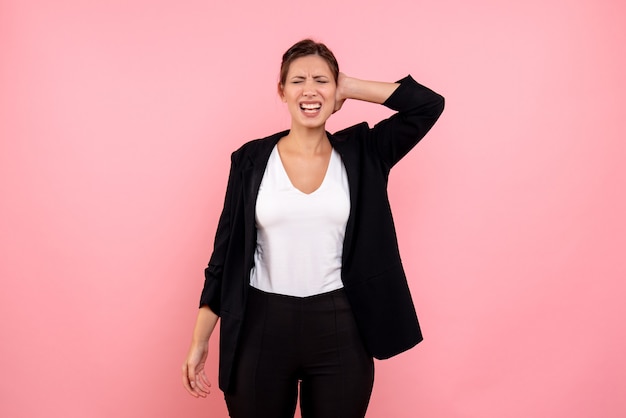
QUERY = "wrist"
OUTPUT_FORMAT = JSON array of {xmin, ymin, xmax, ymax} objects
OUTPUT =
[{"xmin": 190, "ymin": 338, "xmax": 209, "ymax": 348}]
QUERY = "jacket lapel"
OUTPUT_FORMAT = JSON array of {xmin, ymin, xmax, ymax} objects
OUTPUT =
[
  {"xmin": 241, "ymin": 132, "xmax": 284, "ymax": 272},
  {"xmin": 329, "ymin": 133, "xmax": 359, "ymax": 269}
]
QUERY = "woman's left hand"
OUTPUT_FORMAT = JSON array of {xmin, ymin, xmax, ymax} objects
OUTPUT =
[{"xmin": 334, "ymin": 72, "xmax": 347, "ymax": 113}]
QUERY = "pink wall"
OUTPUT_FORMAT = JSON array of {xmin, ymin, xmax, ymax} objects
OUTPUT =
[{"xmin": 1, "ymin": 0, "xmax": 625, "ymax": 417}]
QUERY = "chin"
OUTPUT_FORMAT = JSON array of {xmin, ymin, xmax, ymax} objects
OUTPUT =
[{"xmin": 301, "ymin": 121, "xmax": 328, "ymax": 130}]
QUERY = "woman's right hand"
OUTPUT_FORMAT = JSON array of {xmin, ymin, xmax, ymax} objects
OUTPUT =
[{"xmin": 182, "ymin": 341, "xmax": 211, "ymax": 397}]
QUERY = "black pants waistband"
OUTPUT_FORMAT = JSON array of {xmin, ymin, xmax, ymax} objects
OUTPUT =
[{"xmin": 248, "ymin": 285, "xmax": 346, "ymax": 303}]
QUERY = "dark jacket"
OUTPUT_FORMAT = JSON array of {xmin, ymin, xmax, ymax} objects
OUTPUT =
[{"xmin": 199, "ymin": 75, "xmax": 445, "ymax": 392}]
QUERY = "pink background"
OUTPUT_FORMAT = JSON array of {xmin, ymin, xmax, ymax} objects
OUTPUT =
[{"xmin": 1, "ymin": 0, "xmax": 625, "ymax": 417}]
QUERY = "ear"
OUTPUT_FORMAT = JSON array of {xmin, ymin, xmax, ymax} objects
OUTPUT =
[{"xmin": 277, "ymin": 82, "xmax": 286, "ymax": 102}]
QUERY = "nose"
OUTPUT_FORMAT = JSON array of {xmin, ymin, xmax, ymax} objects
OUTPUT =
[{"xmin": 302, "ymin": 79, "xmax": 317, "ymax": 96}]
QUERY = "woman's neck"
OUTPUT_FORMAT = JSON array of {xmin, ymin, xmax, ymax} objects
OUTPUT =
[{"xmin": 280, "ymin": 125, "xmax": 330, "ymax": 155}]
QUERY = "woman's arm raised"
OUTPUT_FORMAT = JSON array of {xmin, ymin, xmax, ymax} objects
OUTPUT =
[
  {"xmin": 334, "ymin": 73, "xmax": 400, "ymax": 112},
  {"xmin": 334, "ymin": 73, "xmax": 445, "ymax": 168}
]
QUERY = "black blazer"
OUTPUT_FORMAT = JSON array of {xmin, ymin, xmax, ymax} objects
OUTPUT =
[{"xmin": 200, "ymin": 75, "xmax": 445, "ymax": 392}]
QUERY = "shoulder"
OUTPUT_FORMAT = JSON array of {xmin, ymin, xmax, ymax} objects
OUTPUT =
[
  {"xmin": 331, "ymin": 122, "xmax": 369, "ymax": 144},
  {"xmin": 230, "ymin": 130, "xmax": 288, "ymax": 166}
]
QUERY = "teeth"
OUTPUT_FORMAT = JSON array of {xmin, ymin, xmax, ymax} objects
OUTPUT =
[{"xmin": 300, "ymin": 103, "xmax": 321, "ymax": 110}]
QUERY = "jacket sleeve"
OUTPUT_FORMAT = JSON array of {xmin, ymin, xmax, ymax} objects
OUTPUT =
[
  {"xmin": 198, "ymin": 153, "xmax": 238, "ymax": 314},
  {"xmin": 369, "ymin": 75, "xmax": 445, "ymax": 170}
]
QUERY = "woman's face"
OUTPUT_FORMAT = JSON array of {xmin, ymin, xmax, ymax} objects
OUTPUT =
[{"xmin": 279, "ymin": 54, "xmax": 337, "ymax": 131}]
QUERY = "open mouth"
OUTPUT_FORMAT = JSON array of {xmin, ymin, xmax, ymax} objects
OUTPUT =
[{"xmin": 300, "ymin": 102, "xmax": 322, "ymax": 113}]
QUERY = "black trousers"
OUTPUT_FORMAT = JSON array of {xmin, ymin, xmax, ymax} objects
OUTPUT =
[{"xmin": 225, "ymin": 286, "xmax": 374, "ymax": 418}]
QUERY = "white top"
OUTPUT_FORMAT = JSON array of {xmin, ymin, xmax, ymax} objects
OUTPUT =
[{"xmin": 249, "ymin": 145, "xmax": 350, "ymax": 297}]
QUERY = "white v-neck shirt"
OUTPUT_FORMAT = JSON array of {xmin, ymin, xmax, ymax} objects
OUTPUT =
[{"xmin": 249, "ymin": 145, "xmax": 350, "ymax": 297}]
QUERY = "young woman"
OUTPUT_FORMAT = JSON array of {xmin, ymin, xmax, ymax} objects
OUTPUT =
[{"xmin": 182, "ymin": 39, "xmax": 444, "ymax": 418}]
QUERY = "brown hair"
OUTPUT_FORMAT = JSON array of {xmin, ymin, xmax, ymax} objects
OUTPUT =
[{"xmin": 279, "ymin": 39, "xmax": 339, "ymax": 88}]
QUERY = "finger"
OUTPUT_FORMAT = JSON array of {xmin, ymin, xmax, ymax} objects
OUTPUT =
[
  {"xmin": 181, "ymin": 364, "xmax": 199, "ymax": 397},
  {"xmin": 194, "ymin": 370, "xmax": 211, "ymax": 397},
  {"xmin": 189, "ymin": 367, "xmax": 209, "ymax": 397},
  {"xmin": 197, "ymin": 371, "xmax": 212, "ymax": 393},
  {"xmin": 199, "ymin": 370, "xmax": 211, "ymax": 388},
  {"xmin": 193, "ymin": 375, "xmax": 210, "ymax": 396}
]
